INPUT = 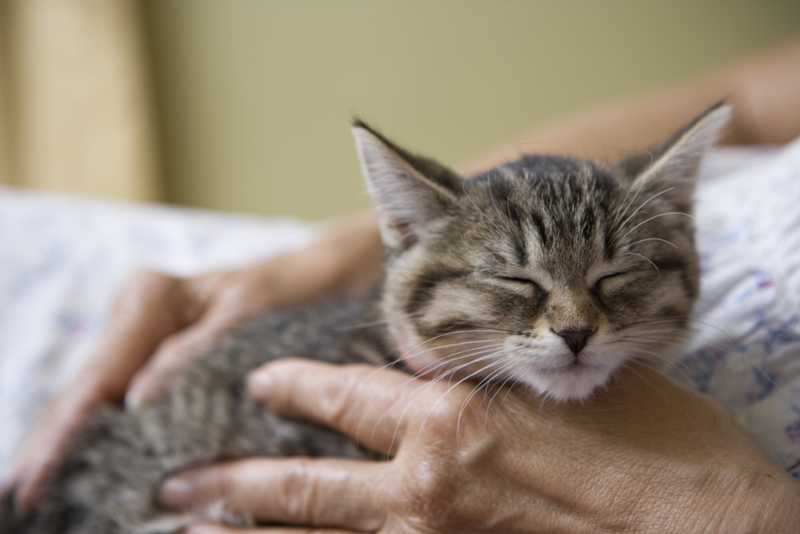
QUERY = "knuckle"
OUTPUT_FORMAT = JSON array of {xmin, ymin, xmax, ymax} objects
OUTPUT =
[
  {"xmin": 124, "ymin": 269, "xmax": 172, "ymax": 294},
  {"xmin": 421, "ymin": 396, "xmax": 462, "ymax": 433},
  {"xmin": 425, "ymin": 386, "xmax": 486, "ymax": 434},
  {"xmin": 153, "ymin": 336, "xmax": 192, "ymax": 364},
  {"xmin": 276, "ymin": 459, "xmax": 316, "ymax": 522},
  {"xmin": 215, "ymin": 467, "xmax": 236, "ymax": 498},
  {"xmin": 315, "ymin": 367, "xmax": 370, "ymax": 428},
  {"xmin": 317, "ymin": 384, "xmax": 354, "ymax": 431},
  {"xmin": 116, "ymin": 270, "xmax": 181, "ymax": 311},
  {"xmin": 400, "ymin": 466, "xmax": 458, "ymax": 524}
]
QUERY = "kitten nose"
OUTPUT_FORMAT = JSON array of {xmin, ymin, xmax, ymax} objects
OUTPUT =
[{"xmin": 555, "ymin": 329, "xmax": 594, "ymax": 355}]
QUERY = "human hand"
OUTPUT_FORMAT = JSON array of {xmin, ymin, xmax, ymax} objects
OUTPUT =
[
  {"xmin": 6, "ymin": 211, "xmax": 383, "ymax": 512},
  {"xmin": 126, "ymin": 211, "xmax": 382, "ymax": 409},
  {"xmin": 161, "ymin": 359, "xmax": 800, "ymax": 533}
]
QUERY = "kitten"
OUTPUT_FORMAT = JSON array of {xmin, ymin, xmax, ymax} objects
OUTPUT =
[{"xmin": 0, "ymin": 103, "xmax": 730, "ymax": 533}]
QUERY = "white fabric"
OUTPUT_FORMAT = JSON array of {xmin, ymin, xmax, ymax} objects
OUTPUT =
[
  {"xmin": 0, "ymin": 194, "xmax": 312, "ymax": 478},
  {"xmin": 677, "ymin": 138, "xmax": 800, "ymax": 479},
  {"xmin": 0, "ymin": 138, "xmax": 799, "ymax": 483}
]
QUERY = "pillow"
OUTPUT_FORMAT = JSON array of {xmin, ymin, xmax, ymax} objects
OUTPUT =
[{"xmin": 675, "ymin": 137, "xmax": 800, "ymax": 479}]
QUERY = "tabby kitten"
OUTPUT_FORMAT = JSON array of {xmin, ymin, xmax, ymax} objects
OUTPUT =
[{"xmin": 0, "ymin": 103, "xmax": 730, "ymax": 533}]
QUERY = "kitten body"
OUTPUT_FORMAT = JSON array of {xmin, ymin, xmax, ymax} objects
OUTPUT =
[{"xmin": 0, "ymin": 104, "xmax": 730, "ymax": 533}]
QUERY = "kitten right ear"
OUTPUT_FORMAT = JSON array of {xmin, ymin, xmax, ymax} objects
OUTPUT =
[
  {"xmin": 352, "ymin": 123, "xmax": 458, "ymax": 248},
  {"xmin": 618, "ymin": 102, "xmax": 731, "ymax": 214}
]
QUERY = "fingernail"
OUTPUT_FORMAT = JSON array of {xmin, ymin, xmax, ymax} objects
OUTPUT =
[
  {"xmin": 248, "ymin": 369, "xmax": 275, "ymax": 401},
  {"xmin": 124, "ymin": 380, "xmax": 146, "ymax": 412},
  {"xmin": 123, "ymin": 391, "xmax": 141, "ymax": 412},
  {"xmin": 160, "ymin": 477, "xmax": 193, "ymax": 510}
]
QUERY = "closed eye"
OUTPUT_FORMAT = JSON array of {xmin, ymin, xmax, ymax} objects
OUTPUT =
[
  {"xmin": 500, "ymin": 276, "xmax": 537, "ymax": 285},
  {"xmin": 594, "ymin": 271, "xmax": 644, "ymax": 295},
  {"xmin": 478, "ymin": 270, "xmax": 543, "ymax": 294},
  {"xmin": 494, "ymin": 276, "xmax": 542, "ymax": 295},
  {"xmin": 597, "ymin": 272, "xmax": 626, "ymax": 284}
]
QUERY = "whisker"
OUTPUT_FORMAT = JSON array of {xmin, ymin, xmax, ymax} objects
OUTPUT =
[
  {"xmin": 620, "ymin": 211, "xmax": 695, "ymax": 241},
  {"xmin": 620, "ymin": 252, "xmax": 661, "ymax": 279},
  {"xmin": 620, "ymin": 361, "xmax": 668, "ymax": 401},
  {"xmin": 457, "ymin": 359, "xmax": 518, "ymax": 445},
  {"xmin": 481, "ymin": 359, "xmax": 528, "ymax": 431},
  {"xmin": 411, "ymin": 357, "xmax": 509, "ymax": 449},
  {"xmin": 623, "ymin": 237, "xmax": 678, "ymax": 250},
  {"xmin": 614, "ymin": 187, "xmax": 675, "ymax": 240},
  {"xmin": 369, "ymin": 347, "xmax": 509, "ymax": 444},
  {"xmin": 353, "ymin": 343, "xmax": 506, "ymax": 445},
  {"xmin": 417, "ymin": 345, "xmax": 507, "ymax": 381},
  {"xmin": 613, "ymin": 177, "xmax": 647, "ymax": 231}
]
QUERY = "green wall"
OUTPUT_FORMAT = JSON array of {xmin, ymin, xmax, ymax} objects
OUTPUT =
[{"xmin": 143, "ymin": 0, "xmax": 800, "ymax": 221}]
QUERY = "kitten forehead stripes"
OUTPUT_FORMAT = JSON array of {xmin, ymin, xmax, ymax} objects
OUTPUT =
[{"xmin": 464, "ymin": 161, "xmax": 619, "ymax": 265}]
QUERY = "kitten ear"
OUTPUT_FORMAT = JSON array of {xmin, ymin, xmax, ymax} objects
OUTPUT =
[
  {"xmin": 352, "ymin": 122, "xmax": 459, "ymax": 248},
  {"xmin": 620, "ymin": 102, "xmax": 731, "ymax": 213}
]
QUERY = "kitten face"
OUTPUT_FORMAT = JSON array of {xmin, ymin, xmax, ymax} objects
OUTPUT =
[
  {"xmin": 353, "ymin": 104, "xmax": 729, "ymax": 401},
  {"xmin": 380, "ymin": 160, "xmax": 698, "ymax": 401}
]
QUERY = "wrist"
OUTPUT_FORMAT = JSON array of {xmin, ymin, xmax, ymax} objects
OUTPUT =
[
  {"xmin": 718, "ymin": 471, "xmax": 800, "ymax": 534},
  {"xmin": 652, "ymin": 464, "xmax": 800, "ymax": 533},
  {"xmin": 290, "ymin": 210, "xmax": 383, "ymax": 300}
]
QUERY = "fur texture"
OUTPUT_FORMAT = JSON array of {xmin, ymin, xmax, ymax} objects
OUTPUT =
[{"xmin": 1, "ymin": 104, "xmax": 729, "ymax": 532}]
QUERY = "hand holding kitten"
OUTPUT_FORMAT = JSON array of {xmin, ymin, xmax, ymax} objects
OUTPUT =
[{"xmin": 161, "ymin": 358, "xmax": 800, "ymax": 533}]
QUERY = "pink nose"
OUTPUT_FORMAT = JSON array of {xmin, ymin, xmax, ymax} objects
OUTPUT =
[{"xmin": 555, "ymin": 329, "xmax": 593, "ymax": 355}]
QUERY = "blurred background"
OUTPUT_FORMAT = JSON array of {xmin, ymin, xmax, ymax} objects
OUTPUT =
[{"xmin": 0, "ymin": 0, "xmax": 798, "ymax": 221}]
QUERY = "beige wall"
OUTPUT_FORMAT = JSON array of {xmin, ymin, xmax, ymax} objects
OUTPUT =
[
  {"xmin": 142, "ymin": 0, "xmax": 800, "ymax": 221},
  {"xmin": 0, "ymin": 0, "xmax": 160, "ymax": 201}
]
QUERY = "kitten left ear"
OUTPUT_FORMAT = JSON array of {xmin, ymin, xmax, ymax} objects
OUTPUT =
[
  {"xmin": 352, "ymin": 124, "xmax": 458, "ymax": 248},
  {"xmin": 621, "ymin": 103, "xmax": 731, "ymax": 213}
]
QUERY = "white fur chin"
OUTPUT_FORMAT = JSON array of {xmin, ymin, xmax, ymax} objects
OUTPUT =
[{"xmin": 524, "ymin": 365, "xmax": 614, "ymax": 401}]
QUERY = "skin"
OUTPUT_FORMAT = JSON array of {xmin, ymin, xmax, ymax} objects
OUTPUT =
[
  {"xmin": 6, "ymin": 36, "xmax": 800, "ymax": 530},
  {"xmin": 159, "ymin": 359, "xmax": 800, "ymax": 533},
  {"xmin": 459, "ymin": 36, "xmax": 800, "ymax": 172}
]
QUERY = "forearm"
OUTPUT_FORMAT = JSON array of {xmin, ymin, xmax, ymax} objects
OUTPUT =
[
  {"xmin": 458, "ymin": 37, "xmax": 800, "ymax": 174},
  {"xmin": 239, "ymin": 209, "xmax": 383, "ymax": 306}
]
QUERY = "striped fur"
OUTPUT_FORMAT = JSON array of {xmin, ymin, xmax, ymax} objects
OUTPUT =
[{"xmin": 356, "ymin": 103, "xmax": 729, "ymax": 401}]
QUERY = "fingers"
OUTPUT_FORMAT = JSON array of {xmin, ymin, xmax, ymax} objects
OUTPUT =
[
  {"xmin": 91, "ymin": 271, "xmax": 203, "ymax": 403},
  {"xmin": 186, "ymin": 525, "xmax": 356, "ymax": 534},
  {"xmin": 7, "ymin": 386, "xmax": 100, "ymax": 511},
  {"xmin": 249, "ymin": 360, "xmax": 436, "ymax": 455},
  {"xmin": 5, "ymin": 271, "xmax": 198, "ymax": 510},
  {"xmin": 125, "ymin": 268, "xmax": 281, "ymax": 410},
  {"xmin": 161, "ymin": 458, "xmax": 386, "ymax": 532}
]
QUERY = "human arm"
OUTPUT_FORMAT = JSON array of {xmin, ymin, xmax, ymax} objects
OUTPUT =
[
  {"xmin": 459, "ymin": 36, "xmax": 800, "ymax": 174},
  {"xmin": 160, "ymin": 359, "xmax": 800, "ymax": 533}
]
